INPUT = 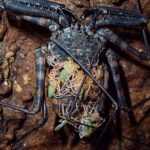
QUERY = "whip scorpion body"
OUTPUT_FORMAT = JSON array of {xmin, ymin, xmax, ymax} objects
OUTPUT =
[{"xmin": 0, "ymin": 0, "xmax": 150, "ymax": 148}]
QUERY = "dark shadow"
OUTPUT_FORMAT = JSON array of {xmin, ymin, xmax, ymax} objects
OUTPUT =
[{"xmin": 112, "ymin": 0, "xmax": 126, "ymax": 6}]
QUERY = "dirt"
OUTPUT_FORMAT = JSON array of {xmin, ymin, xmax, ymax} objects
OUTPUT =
[{"xmin": 0, "ymin": 0, "xmax": 150, "ymax": 150}]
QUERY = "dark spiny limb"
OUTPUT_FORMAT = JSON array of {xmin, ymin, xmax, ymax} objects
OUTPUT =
[
  {"xmin": 83, "ymin": 6, "xmax": 147, "ymax": 20},
  {"xmin": 51, "ymin": 38, "xmax": 118, "ymax": 109},
  {"xmin": 122, "ymin": 135, "xmax": 150, "ymax": 148},
  {"xmin": 106, "ymin": 49, "xmax": 127, "ymax": 108},
  {"xmin": 8, "ymin": 0, "xmax": 77, "ymax": 20},
  {"xmin": 7, "ymin": 11, "xmax": 68, "ymax": 28},
  {"xmin": 0, "ymin": 47, "xmax": 46, "ymax": 114},
  {"xmin": 3, "ymin": 0, "xmax": 77, "ymax": 27},
  {"xmin": 97, "ymin": 63, "xmax": 109, "ymax": 117},
  {"xmin": 12, "ymin": 98, "xmax": 48, "ymax": 149},
  {"xmin": 81, "ymin": 6, "xmax": 147, "ymax": 27},
  {"xmin": 121, "ymin": 96, "xmax": 150, "ymax": 112},
  {"xmin": 68, "ymin": 40, "xmax": 106, "ymax": 118},
  {"xmin": 97, "ymin": 28, "xmax": 150, "ymax": 68},
  {"xmin": 94, "ymin": 17, "xmax": 147, "ymax": 28},
  {"xmin": 15, "ymin": 0, "xmax": 78, "ymax": 21},
  {"xmin": 81, "ymin": 6, "xmax": 147, "ymax": 31}
]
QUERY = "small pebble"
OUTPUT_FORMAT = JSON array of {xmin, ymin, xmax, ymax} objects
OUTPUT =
[
  {"xmin": 10, "ymin": 43, "xmax": 19, "ymax": 52},
  {"xmin": 23, "ymin": 74, "xmax": 30, "ymax": 84},
  {"xmin": 2, "ymin": 67, "xmax": 9, "ymax": 79},
  {"xmin": 1, "ymin": 59, "xmax": 8, "ymax": 69},
  {"xmin": 5, "ymin": 51, "xmax": 14, "ymax": 59},
  {"xmin": 19, "ymin": 52, "xmax": 26, "ymax": 59},
  {"xmin": 8, "ymin": 57, "xmax": 15, "ymax": 64},
  {"xmin": 13, "ymin": 80, "xmax": 22, "ymax": 92}
]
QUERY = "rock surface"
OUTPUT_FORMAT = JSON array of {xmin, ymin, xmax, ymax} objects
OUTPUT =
[{"xmin": 0, "ymin": 0, "xmax": 150, "ymax": 150}]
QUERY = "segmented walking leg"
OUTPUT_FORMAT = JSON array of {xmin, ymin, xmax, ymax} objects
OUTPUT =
[
  {"xmin": 0, "ymin": 47, "xmax": 46, "ymax": 114},
  {"xmin": 97, "ymin": 28, "xmax": 150, "ymax": 67},
  {"xmin": 13, "ymin": 98, "xmax": 48, "ymax": 149},
  {"xmin": 33, "ymin": 47, "xmax": 46, "ymax": 112},
  {"xmin": 106, "ymin": 49, "xmax": 150, "ymax": 148},
  {"xmin": 106, "ymin": 49, "xmax": 127, "ymax": 149},
  {"xmin": 97, "ymin": 64, "xmax": 109, "ymax": 117},
  {"xmin": 106, "ymin": 49, "xmax": 127, "ymax": 108}
]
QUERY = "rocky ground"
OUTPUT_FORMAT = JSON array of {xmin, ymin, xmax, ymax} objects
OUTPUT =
[{"xmin": 0, "ymin": 0, "xmax": 150, "ymax": 150}]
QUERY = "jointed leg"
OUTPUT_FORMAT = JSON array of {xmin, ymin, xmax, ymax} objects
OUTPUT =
[
  {"xmin": 13, "ymin": 98, "xmax": 48, "ymax": 149},
  {"xmin": 97, "ymin": 28, "xmax": 150, "ymax": 67},
  {"xmin": 0, "ymin": 47, "xmax": 46, "ymax": 114},
  {"xmin": 106, "ymin": 49, "xmax": 150, "ymax": 148},
  {"xmin": 106, "ymin": 49, "xmax": 127, "ymax": 108},
  {"xmin": 97, "ymin": 63, "xmax": 109, "ymax": 117},
  {"xmin": 106, "ymin": 49, "xmax": 130, "ymax": 149}
]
